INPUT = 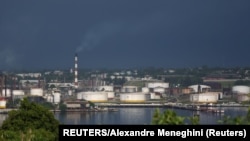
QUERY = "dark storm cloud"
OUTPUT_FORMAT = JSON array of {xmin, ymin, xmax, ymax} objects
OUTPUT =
[{"xmin": 0, "ymin": 0, "xmax": 250, "ymax": 70}]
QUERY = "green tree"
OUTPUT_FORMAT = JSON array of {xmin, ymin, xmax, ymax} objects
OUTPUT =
[
  {"xmin": 152, "ymin": 107, "xmax": 250, "ymax": 125},
  {"xmin": 0, "ymin": 97, "xmax": 60, "ymax": 141},
  {"xmin": 151, "ymin": 109, "xmax": 185, "ymax": 125}
]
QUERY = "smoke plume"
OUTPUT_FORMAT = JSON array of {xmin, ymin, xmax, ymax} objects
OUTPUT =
[{"xmin": 75, "ymin": 21, "xmax": 122, "ymax": 53}]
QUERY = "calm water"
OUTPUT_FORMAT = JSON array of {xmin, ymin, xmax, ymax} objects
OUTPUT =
[
  {"xmin": 0, "ymin": 107, "xmax": 248, "ymax": 126},
  {"xmin": 54, "ymin": 107, "xmax": 249, "ymax": 125}
]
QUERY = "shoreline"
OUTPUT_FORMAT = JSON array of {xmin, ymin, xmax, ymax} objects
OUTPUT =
[{"xmin": 1, "ymin": 103, "xmax": 249, "ymax": 114}]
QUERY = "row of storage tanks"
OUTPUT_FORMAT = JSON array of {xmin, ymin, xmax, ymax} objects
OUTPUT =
[
  {"xmin": 1, "ymin": 88, "xmax": 62, "ymax": 105},
  {"xmin": 76, "ymin": 83, "xmax": 169, "ymax": 103},
  {"xmin": 1, "ymin": 88, "xmax": 44, "ymax": 97},
  {"xmin": 77, "ymin": 84, "xmax": 250, "ymax": 103},
  {"xmin": 190, "ymin": 85, "xmax": 250, "ymax": 103},
  {"xmin": 1, "ymin": 84, "xmax": 249, "ymax": 105}
]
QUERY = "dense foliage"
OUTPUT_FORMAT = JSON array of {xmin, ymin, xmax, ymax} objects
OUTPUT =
[
  {"xmin": 152, "ymin": 107, "xmax": 250, "ymax": 125},
  {"xmin": 0, "ymin": 98, "xmax": 60, "ymax": 141}
]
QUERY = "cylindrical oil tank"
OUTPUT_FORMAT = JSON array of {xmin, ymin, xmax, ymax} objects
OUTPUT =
[
  {"xmin": 53, "ymin": 92, "xmax": 61, "ymax": 104},
  {"xmin": 107, "ymin": 92, "xmax": 115, "ymax": 99},
  {"xmin": 232, "ymin": 85, "xmax": 250, "ymax": 94},
  {"xmin": 46, "ymin": 95, "xmax": 53, "ymax": 103},
  {"xmin": 30, "ymin": 88, "xmax": 43, "ymax": 96},
  {"xmin": 98, "ymin": 85, "xmax": 114, "ymax": 91},
  {"xmin": 119, "ymin": 92, "xmax": 148, "ymax": 103},
  {"xmin": 79, "ymin": 91, "xmax": 108, "ymax": 102},
  {"xmin": 237, "ymin": 94, "xmax": 250, "ymax": 102},
  {"xmin": 190, "ymin": 92, "xmax": 219, "ymax": 103},
  {"xmin": 76, "ymin": 92, "xmax": 82, "ymax": 100},
  {"xmin": 68, "ymin": 90, "xmax": 72, "ymax": 96},
  {"xmin": 12, "ymin": 90, "xmax": 25, "ymax": 96},
  {"xmin": 0, "ymin": 99, "xmax": 7, "ymax": 109},
  {"xmin": 1, "ymin": 89, "xmax": 11, "ymax": 97},
  {"xmin": 142, "ymin": 87, "xmax": 149, "ymax": 93}
]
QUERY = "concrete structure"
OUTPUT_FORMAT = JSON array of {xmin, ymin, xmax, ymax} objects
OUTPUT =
[
  {"xmin": 190, "ymin": 92, "xmax": 220, "ymax": 103},
  {"xmin": 119, "ymin": 92, "xmax": 149, "ymax": 103}
]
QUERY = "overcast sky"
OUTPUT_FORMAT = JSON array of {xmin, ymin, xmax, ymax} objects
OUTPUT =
[{"xmin": 1, "ymin": 0, "xmax": 250, "ymax": 71}]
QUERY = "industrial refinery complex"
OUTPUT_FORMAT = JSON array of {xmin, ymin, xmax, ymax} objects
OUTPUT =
[{"xmin": 1, "ymin": 53, "xmax": 250, "ymax": 112}]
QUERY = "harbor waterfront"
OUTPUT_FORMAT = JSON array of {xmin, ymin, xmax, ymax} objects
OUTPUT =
[
  {"xmin": 0, "ymin": 103, "xmax": 249, "ymax": 125},
  {"xmin": 53, "ymin": 106, "xmax": 249, "ymax": 125}
]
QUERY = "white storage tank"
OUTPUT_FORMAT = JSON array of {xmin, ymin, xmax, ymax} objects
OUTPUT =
[
  {"xmin": 1, "ymin": 89, "xmax": 11, "ymax": 97},
  {"xmin": 12, "ymin": 90, "xmax": 25, "ymax": 96},
  {"xmin": 76, "ymin": 92, "xmax": 82, "ymax": 100},
  {"xmin": 237, "ymin": 94, "xmax": 250, "ymax": 102},
  {"xmin": 142, "ymin": 87, "xmax": 149, "ymax": 93},
  {"xmin": 53, "ymin": 92, "xmax": 61, "ymax": 104},
  {"xmin": 119, "ymin": 92, "xmax": 149, "ymax": 103},
  {"xmin": 232, "ymin": 85, "xmax": 250, "ymax": 94},
  {"xmin": 190, "ymin": 92, "xmax": 219, "ymax": 103},
  {"xmin": 30, "ymin": 88, "xmax": 43, "ymax": 96},
  {"xmin": 68, "ymin": 90, "xmax": 72, "ymax": 96},
  {"xmin": 0, "ymin": 99, "xmax": 7, "ymax": 109},
  {"xmin": 46, "ymin": 95, "xmax": 53, "ymax": 103},
  {"xmin": 78, "ymin": 91, "xmax": 108, "ymax": 102},
  {"xmin": 107, "ymin": 92, "xmax": 115, "ymax": 99}
]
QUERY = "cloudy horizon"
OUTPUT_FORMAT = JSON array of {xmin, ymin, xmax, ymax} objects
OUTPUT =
[{"xmin": 1, "ymin": 0, "xmax": 250, "ymax": 71}]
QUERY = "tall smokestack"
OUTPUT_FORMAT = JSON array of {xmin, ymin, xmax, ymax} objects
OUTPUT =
[{"xmin": 74, "ymin": 53, "xmax": 78, "ymax": 89}]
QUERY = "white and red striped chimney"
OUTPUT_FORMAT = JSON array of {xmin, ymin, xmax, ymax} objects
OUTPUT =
[{"xmin": 74, "ymin": 53, "xmax": 78, "ymax": 89}]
